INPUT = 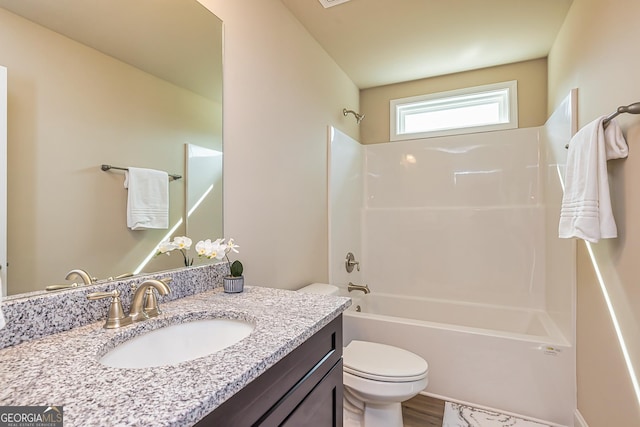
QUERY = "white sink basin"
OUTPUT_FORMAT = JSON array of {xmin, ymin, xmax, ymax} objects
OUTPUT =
[{"xmin": 99, "ymin": 318, "xmax": 255, "ymax": 369}]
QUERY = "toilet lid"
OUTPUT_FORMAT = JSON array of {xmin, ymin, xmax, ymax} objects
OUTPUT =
[{"xmin": 343, "ymin": 340, "xmax": 428, "ymax": 382}]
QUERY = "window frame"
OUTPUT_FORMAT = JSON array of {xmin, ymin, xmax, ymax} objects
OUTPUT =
[{"xmin": 390, "ymin": 80, "xmax": 518, "ymax": 141}]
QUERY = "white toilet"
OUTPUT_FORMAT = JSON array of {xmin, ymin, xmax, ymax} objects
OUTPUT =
[{"xmin": 298, "ymin": 283, "xmax": 429, "ymax": 427}]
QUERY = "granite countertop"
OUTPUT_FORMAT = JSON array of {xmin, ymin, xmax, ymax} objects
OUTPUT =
[{"xmin": 0, "ymin": 286, "xmax": 351, "ymax": 426}]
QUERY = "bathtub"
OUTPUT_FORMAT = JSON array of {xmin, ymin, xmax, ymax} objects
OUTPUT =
[{"xmin": 342, "ymin": 292, "xmax": 574, "ymax": 426}]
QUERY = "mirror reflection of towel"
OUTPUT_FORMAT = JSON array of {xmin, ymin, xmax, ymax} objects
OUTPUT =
[{"xmin": 124, "ymin": 167, "xmax": 169, "ymax": 230}]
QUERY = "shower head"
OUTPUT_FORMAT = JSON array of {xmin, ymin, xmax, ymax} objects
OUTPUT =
[{"xmin": 343, "ymin": 108, "xmax": 365, "ymax": 124}]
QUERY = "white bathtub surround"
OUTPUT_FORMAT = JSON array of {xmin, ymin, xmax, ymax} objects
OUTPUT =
[
  {"xmin": 329, "ymin": 92, "xmax": 577, "ymax": 427},
  {"xmin": 328, "ymin": 127, "xmax": 364, "ymax": 287},
  {"xmin": 362, "ymin": 128, "xmax": 544, "ymax": 308},
  {"xmin": 443, "ymin": 402, "xmax": 550, "ymax": 427},
  {"xmin": 345, "ymin": 292, "xmax": 568, "ymax": 344},
  {"xmin": 343, "ymin": 293, "xmax": 573, "ymax": 424}
]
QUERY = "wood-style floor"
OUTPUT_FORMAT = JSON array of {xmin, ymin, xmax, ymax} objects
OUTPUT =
[{"xmin": 402, "ymin": 394, "xmax": 446, "ymax": 427}]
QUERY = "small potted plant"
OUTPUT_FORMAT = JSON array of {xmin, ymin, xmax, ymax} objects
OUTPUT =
[{"xmin": 196, "ymin": 238, "xmax": 244, "ymax": 293}]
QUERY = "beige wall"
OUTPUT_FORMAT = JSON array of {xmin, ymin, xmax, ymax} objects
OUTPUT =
[
  {"xmin": 197, "ymin": 0, "xmax": 360, "ymax": 289},
  {"xmin": 1, "ymin": 8, "xmax": 220, "ymax": 294},
  {"xmin": 549, "ymin": 0, "xmax": 640, "ymax": 424},
  {"xmin": 360, "ymin": 58, "xmax": 548, "ymax": 144}
]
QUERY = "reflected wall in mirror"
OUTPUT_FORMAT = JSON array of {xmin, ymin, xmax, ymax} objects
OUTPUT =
[
  {"xmin": 0, "ymin": 0, "xmax": 223, "ymax": 296},
  {"xmin": 185, "ymin": 144, "xmax": 223, "ymax": 240}
]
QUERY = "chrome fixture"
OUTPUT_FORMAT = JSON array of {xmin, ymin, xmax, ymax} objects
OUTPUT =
[
  {"xmin": 46, "ymin": 282, "xmax": 82, "ymax": 291},
  {"xmin": 602, "ymin": 102, "xmax": 640, "ymax": 128},
  {"xmin": 565, "ymin": 101, "xmax": 640, "ymax": 148},
  {"xmin": 345, "ymin": 252, "xmax": 360, "ymax": 273},
  {"xmin": 47, "ymin": 268, "xmax": 96, "ymax": 291},
  {"xmin": 65, "ymin": 269, "xmax": 96, "ymax": 285},
  {"xmin": 87, "ymin": 278, "xmax": 172, "ymax": 329},
  {"xmin": 101, "ymin": 164, "xmax": 182, "ymax": 181},
  {"xmin": 347, "ymin": 282, "xmax": 370, "ymax": 294},
  {"xmin": 343, "ymin": 108, "xmax": 365, "ymax": 124},
  {"xmin": 128, "ymin": 279, "xmax": 172, "ymax": 321},
  {"xmin": 105, "ymin": 272, "xmax": 135, "ymax": 281},
  {"xmin": 46, "ymin": 271, "xmax": 133, "ymax": 292}
]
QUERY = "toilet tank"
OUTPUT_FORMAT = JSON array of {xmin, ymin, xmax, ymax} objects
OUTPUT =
[{"xmin": 297, "ymin": 283, "xmax": 339, "ymax": 295}]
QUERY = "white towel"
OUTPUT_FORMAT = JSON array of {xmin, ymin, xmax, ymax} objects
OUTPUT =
[
  {"xmin": 559, "ymin": 116, "xmax": 628, "ymax": 243},
  {"xmin": 124, "ymin": 167, "xmax": 169, "ymax": 230}
]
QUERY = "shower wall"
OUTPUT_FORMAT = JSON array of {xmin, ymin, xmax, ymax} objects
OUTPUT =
[
  {"xmin": 330, "ymin": 91, "xmax": 575, "ymax": 338},
  {"xmin": 363, "ymin": 128, "xmax": 544, "ymax": 309},
  {"xmin": 541, "ymin": 89, "xmax": 577, "ymax": 340},
  {"xmin": 328, "ymin": 127, "xmax": 363, "ymax": 287}
]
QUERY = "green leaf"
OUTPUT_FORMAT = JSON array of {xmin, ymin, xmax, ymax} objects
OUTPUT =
[{"xmin": 230, "ymin": 260, "xmax": 243, "ymax": 277}]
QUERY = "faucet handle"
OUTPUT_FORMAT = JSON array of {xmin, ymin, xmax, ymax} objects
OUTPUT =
[
  {"xmin": 87, "ymin": 289, "xmax": 132, "ymax": 329},
  {"xmin": 345, "ymin": 252, "xmax": 360, "ymax": 273}
]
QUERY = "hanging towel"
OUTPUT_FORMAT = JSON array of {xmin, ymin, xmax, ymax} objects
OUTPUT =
[
  {"xmin": 559, "ymin": 116, "xmax": 628, "ymax": 243},
  {"xmin": 124, "ymin": 167, "xmax": 169, "ymax": 230}
]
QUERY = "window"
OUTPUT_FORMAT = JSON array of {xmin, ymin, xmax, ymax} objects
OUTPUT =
[{"xmin": 390, "ymin": 81, "xmax": 518, "ymax": 141}]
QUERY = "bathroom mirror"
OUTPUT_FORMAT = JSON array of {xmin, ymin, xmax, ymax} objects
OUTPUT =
[
  {"xmin": 0, "ymin": 0, "xmax": 223, "ymax": 297},
  {"xmin": 185, "ymin": 143, "xmax": 223, "ymax": 239}
]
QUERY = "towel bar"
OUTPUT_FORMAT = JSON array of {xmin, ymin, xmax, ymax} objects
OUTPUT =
[
  {"xmin": 101, "ymin": 164, "xmax": 181, "ymax": 181},
  {"xmin": 565, "ymin": 101, "xmax": 640, "ymax": 149}
]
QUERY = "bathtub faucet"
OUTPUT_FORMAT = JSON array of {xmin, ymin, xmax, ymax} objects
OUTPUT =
[{"xmin": 347, "ymin": 282, "xmax": 370, "ymax": 294}]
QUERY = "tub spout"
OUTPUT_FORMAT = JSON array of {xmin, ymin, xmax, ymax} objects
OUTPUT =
[{"xmin": 347, "ymin": 282, "xmax": 370, "ymax": 294}]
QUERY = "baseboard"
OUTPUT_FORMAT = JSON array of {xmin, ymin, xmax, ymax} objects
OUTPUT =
[
  {"xmin": 421, "ymin": 391, "xmax": 568, "ymax": 427},
  {"xmin": 574, "ymin": 409, "xmax": 589, "ymax": 427}
]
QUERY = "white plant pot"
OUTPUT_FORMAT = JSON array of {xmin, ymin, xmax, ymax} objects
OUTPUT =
[{"xmin": 223, "ymin": 276, "xmax": 244, "ymax": 293}]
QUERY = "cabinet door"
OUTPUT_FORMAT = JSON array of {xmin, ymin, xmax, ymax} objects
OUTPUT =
[
  {"xmin": 281, "ymin": 359, "xmax": 343, "ymax": 427},
  {"xmin": 196, "ymin": 315, "xmax": 343, "ymax": 427}
]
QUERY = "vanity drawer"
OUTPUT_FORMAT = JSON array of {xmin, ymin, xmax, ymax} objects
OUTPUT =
[{"xmin": 196, "ymin": 314, "xmax": 343, "ymax": 426}]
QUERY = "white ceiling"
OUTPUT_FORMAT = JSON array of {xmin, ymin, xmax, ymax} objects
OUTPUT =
[{"xmin": 281, "ymin": 0, "xmax": 573, "ymax": 89}]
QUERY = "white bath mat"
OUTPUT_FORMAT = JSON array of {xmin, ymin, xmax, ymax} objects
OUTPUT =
[{"xmin": 442, "ymin": 402, "xmax": 550, "ymax": 427}]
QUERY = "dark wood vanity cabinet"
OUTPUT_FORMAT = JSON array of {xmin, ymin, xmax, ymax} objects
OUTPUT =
[{"xmin": 196, "ymin": 315, "xmax": 343, "ymax": 427}]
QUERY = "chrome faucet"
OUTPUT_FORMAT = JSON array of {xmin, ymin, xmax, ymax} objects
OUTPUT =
[
  {"xmin": 128, "ymin": 279, "xmax": 172, "ymax": 322},
  {"xmin": 65, "ymin": 269, "xmax": 96, "ymax": 285},
  {"xmin": 347, "ymin": 282, "xmax": 370, "ymax": 294},
  {"xmin": 46, "ymin": 268, "xmax": 97, "ymax": 291},
  {"xmin": 87, "ymin": 278, "xmax": 172, "ymax": 329}
]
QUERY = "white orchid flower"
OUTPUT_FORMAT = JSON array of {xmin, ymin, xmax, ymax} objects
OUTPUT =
[
  {"xmin": 209, "ymin": 240, "xmax": 228, "ymax": 260},
  {"xmin": 173, "ymin": 236, "xmax": 192, "ymax": 250},
  {"xmin": 226, "ymin": 238, "xmax": 240, "ymax": 254},
  {"xmin": 195, "ymin": 239, "xmax": 211, "ymax": 256},
  {"xmin": 157, "ymin": 240, "xmax": 177, "ymax": 254}
]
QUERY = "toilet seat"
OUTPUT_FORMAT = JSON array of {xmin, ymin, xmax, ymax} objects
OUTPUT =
[{"xmin": 343, "ymin": 340, "xmax": 428, "ymax": 383}]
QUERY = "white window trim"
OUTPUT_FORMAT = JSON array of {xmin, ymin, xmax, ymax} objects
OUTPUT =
[{"xmin": 390, "ymin": 80, "xmax": 518, "ymax": 141}]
